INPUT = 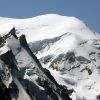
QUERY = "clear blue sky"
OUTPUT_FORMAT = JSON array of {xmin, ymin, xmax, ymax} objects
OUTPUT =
[{"xmin": 0, "ymin": 0, "xmax": 100, "ymax": 33}]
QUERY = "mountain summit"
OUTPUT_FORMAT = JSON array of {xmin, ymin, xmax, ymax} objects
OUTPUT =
[
  {"xmin": 0, "ymin": 14, "xmax": 100, "ymax": 100},
  {"xmin": 0, "ymin": 14, "xmax": 97, "ymax": 42}
]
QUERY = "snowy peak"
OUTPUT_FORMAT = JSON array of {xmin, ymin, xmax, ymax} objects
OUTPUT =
[
  {"xmin": 0, "ymin": 14, "xmax": 100, "ymax": 100},
  {"xmin": 0, "ymin": 14, "xmax": 97, "ymax": 42}
]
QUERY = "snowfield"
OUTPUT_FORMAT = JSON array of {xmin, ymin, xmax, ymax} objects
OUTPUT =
[{"xmin": 0, "ymin": 14, "xmax": 100, "ymax": 100}]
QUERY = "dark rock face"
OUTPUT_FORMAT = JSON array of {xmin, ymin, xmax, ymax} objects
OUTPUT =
[
  {"xmin": 0, "ymin": 82, "xmax": 12, "ymax": 100},
  {"xmin": 0, "ymin": 50, "xmax": 15, "ymax": 66},
  {"xmin": 22, "ymin": 79, "xmax": 49, "ymax": 100},
  {"xmin": 3, "ymin": 27, "xmax": 18, "ymax": 40},
  {"xmin": 65, "ymin": 52, "xmax": 75, "ymax": 63},
  {"xmin": 76, "ymin": 56, "xmax": 91, "ymax": 64},
  {"xmin": 40, "ymin": 55, "xmax": 53, "ymax": 64},
  {"xmin": 0, "ymin": 28, "xmax": 71, "ymax": 100},
  {"xmin": 96, "ymin": 94, "xmax": 100, "ymax": 100},
  {"xmin": 37, "ymin": 77, "xmax": 59, "ymax": 100},
  {"xmin": 9, "ymin": 81, "xmax": 19, "ymax": 99}
]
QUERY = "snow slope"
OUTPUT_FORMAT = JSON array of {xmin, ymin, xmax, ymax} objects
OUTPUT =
[
  {"xmin": 0, "ymin": 14, "xmax": 97, "ymax": 42},
  {"xmin": 0, "ymin": 14, "xmax": 100, "ymax": 100}
]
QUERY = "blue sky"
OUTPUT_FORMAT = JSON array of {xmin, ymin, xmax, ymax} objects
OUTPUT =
[{"xmin": 0, "ymin": 0, "xmax": 100, "ymax": 33}]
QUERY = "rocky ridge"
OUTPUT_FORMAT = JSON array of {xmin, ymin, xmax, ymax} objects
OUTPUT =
[{"xmin": 0, "ymin": 28, "xmax": 71, "ymax": 100}]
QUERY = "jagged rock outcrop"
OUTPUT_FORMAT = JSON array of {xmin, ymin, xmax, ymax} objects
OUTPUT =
[
  {"xmin": 0, "ymin": 28, "xmax": 71, "ymax": 100},
  {"xmin": 0, "ymin": 78, "xmax": 11, "ymax": 100}
]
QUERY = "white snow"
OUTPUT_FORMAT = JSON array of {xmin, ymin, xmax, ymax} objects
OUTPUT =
[
  {"xmin": 0, "ymin": 14, "xmax": 97, "ymax": 42},
  {"xmin": 6, "ymin": 35, "xmax": 21, "ymax": 55},
  {"xmin": 0, "ymin": 44, "xmax": 10, "ymax": 55},
  {"xmin": 0, "ymin": 14, "xmax": 100, "ymax": 100}
]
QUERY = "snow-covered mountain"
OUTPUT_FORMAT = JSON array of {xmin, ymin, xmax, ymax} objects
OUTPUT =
[
  {"xmin": 0, "ymin": 14, "xmax": 100, "ymax": 100},
  {"xmin": 0, "ymin": 28, "xmax": 71, "ymax": 100}
]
